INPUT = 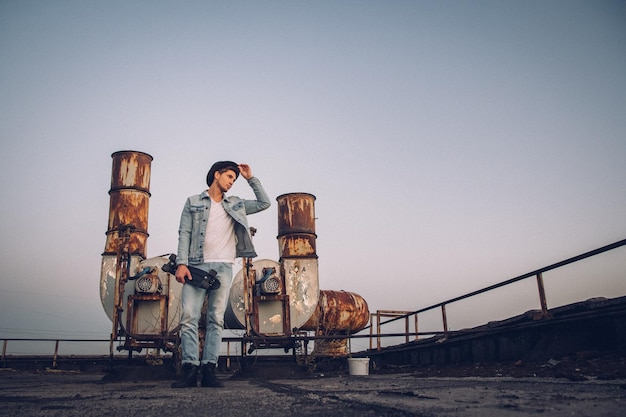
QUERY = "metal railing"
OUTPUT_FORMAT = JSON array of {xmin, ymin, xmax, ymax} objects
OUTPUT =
[
  {"xmin": 2, "ymin": 238, "xmax": 624, "ymax": 363},
  {"xmin": 368, "ymin": 237, "xmax": 626, "ymax": 350},
  {"xmin": 1, "ymin": 338, "xmax": 111, "ymax": 368}
]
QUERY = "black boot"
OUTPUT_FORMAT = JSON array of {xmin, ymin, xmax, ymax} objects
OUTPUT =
[
  {"xmin": 171, "ymin": 363, "xmax": 198, "ymax": 388},
  {"xmin": 201, "ymin": 363, "xmax": 224, "ymax": 387}
]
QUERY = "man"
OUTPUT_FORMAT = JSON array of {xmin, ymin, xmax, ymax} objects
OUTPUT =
[{"xmin": 172, "ymin": 161, "xmax": 270, "ymax": 388}]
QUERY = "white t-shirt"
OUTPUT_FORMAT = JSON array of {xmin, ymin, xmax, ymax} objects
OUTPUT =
[{"xmin": 203, "ymin": 199, "xmax": 236, "ymax": 263}]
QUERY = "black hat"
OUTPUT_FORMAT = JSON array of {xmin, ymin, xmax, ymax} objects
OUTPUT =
[{"xmin": 206, "ymin": 161, "xmax": 240, "ymax": 186}]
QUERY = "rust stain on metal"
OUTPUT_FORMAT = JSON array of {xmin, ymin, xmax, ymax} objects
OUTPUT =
[
  {"xmin": 107, "ymin": 191, "xmax": 150, "ymax": 230},
  {"xmin": 312, "ymin": 337, "xmax": 350, "ymax": 357},
  {"xmin": 110, "ymin": 151, "xmax": 152, "ymax": 192},
  {"xmin": 277, "ymin": 193, "xmax": 316, "ymax": 237},
  {"xmin": 278, "ymin": 234, "xmax": 317, "ymax": 258}
]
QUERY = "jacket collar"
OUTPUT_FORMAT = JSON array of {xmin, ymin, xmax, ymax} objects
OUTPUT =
[{"xmin": 200, "ymin": 190, "xmax": 230, "ymax": 203}]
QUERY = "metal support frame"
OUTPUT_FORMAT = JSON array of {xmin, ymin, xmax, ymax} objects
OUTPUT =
[{"xmin": 370, "ymin": 310, "xmax": 419, "ymax": 351}]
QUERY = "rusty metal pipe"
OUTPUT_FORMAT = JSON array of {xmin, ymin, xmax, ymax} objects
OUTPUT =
[
  {"xmin": 103, "ymin": 151, "xmax": 153, "ymax": 258},
  {"xmin": 276, "ymin": 193, "xmax": 370, "ymax": 356},
  {"xmin": 100, "ymin": 151, "xmax": 153, "ymax": 330},
  {"xmin": 276, "ymin": 193, "xmax": 320, "ymax": 331},
  {"xmin": 276, "ymin": 193, "xmax": 317, "ymax": 259},
  {"xmin": 302, "ymin": 290, "xmax": 370, "ymax": 357},
  {"xmin": 303, "ymin": 290, "xmax": 369, "ymax": 332}
]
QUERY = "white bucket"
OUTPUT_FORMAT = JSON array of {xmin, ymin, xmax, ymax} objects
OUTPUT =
[{"xmin": 348, "ymin": 357, "xmax": 370, "ymax": 376}]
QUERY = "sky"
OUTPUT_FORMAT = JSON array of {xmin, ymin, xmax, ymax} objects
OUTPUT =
[{"xmin": 1, "ymin": 0, "xmax": 625, "ymax": 355}]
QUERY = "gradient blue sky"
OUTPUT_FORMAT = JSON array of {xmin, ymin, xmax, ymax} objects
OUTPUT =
[{"xmin": 1, "ymin": 1, "xmax": 625, "ymax": 353}]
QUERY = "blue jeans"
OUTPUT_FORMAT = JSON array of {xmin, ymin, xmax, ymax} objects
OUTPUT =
[{"xmin": 179, "ymin": 262, "xmax": 233, "ymax": 366}]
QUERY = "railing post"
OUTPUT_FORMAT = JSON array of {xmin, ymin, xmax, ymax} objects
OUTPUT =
[
  {"xmin": 376, "ymin": 311, "xmax": 381, "ymax": 351},
  {"xmin": 404, "ymin": 316, "xmax": 409, "ymax": 344},
  {"xmin": 536, "ymin": 272, "xmax": 550, "ymax": 318},
  {"xmin": 53, "ymin": 340, "xmax": 60, "ymax": 369},
  {"xmin": 2, "ymin": 339, "xmax": 7, "ymax": 364},
  {"xmin": 414, "ymin": 314, "xmax": 419, "ymax": 341},
  {"xmin": 347, "ymin": 330, "xmax": 352, "ymax": 355},
  {"xmin": 369, "ymin": 314, "xmax": 374, "ymax": 351},
  {"xmin": 441, "ymin": 304, "xmax": 448, "ymax": 335},
  {"xmin": 226, "ymin": 341, "xmax": 231, "ymax": 370}
]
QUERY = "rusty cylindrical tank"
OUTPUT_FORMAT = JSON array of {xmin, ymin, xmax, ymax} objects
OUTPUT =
[
  {"xmin": 103, "ymin": 150, "xmax": 152, "ymax": 258},
  {"xmin": 302, "ymin": 290, "xmax": 370, "ymax": 356},
  {"xmin": 100, "ymin": 151, "xmax": 153, "ymax": 325},
  {"xmin": 277, "ymin": 192, "xmax": 317, "ymax": 258},
  {"xmin": 277, "ymin": 193, "xmax": 321, "ymax": 329},
  {"xmin": 100, "ymin": 151, "xmax": 184, "ymax": 335},
  {"xmin": 225, "ymin": 193, "xmax": 321, "ymax": 331}
]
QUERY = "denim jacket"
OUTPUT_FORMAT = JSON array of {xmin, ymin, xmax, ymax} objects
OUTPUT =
[{"xmin": 176, "ymin": 177, "xmax": 270, "ymax": 266}]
